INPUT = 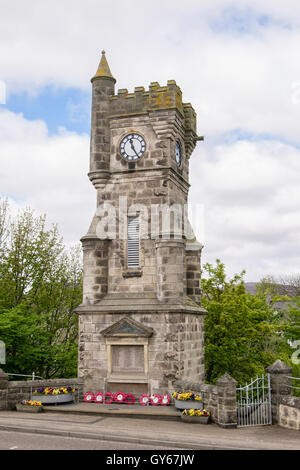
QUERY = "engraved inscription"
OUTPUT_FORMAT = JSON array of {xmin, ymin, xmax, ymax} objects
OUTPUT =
[{"xmin": 112, "ymin": 345, "xmax": 144, "ymax": 372}]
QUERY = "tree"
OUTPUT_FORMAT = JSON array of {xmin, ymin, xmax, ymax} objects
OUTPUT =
[
  {"xmin": 0, "ymin": 201, "xmax": 82, "ymax": 378},
  {"xmin": 256, "ymin": 274, "xmax": 300, "ymax": 299},
  {"xmin": 0, "ymin": 207, "xmax": 64, "ymax": 309},
  {"xmin": 256, "ymin": 274, "xmax": 300, "ymax": 391},
  {"xmin": 0, "ymin": 198, "xmax": 9, "ymax": 252},
  {"xmin": 202, "ymin": 260, "xmax": 284, "ymax": 384}
]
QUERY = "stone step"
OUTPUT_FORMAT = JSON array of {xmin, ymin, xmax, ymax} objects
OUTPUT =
[{"xmin": 43, "ymin": 402, "xmax": 182, "ymax": 421}]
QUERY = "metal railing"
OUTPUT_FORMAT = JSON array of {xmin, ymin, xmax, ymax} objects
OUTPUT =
[
  {"xmin": 7, "ymin": 373, "xmax": 81, "ymax": 403},
  {"xmin": 236, "ymin": 374, "xmax": 272, "ymax": 427},
  {"xmin": 7, "ymin": 372, "xmax": 44, "ymax": 380},
  {"xmin": 285, "ymin": 376, "xmax": 300, "ymax": 391}
]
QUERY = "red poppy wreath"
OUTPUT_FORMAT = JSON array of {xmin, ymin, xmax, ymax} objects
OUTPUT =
[
  {"xmin": 104, "ymin": 392, "xmax": 114, "ymax": 404},
  {"xmin": 150, "ymin": 394, "xmax": 161, "ymax": 406},
  {"xmin": 93, "ymin": 392, "xmax": 104, "ymax": 403},
  {"xmin": 139, "ymin": 394, "xmax": 149, "ymax": 406},
  {"xmin": 83, "ymin": 392, "xmax": 94, "ymax": 403},
  {"xmin": 124, "ymin": 393, "xmax": 135, "ymax": 405},
  {"xmin": 114, "ymin": 391, "xmax": 126, "ymax": 403},
  {"xmin": 160, "ymin": 394, "xmax": 171, "ymax": 406}
]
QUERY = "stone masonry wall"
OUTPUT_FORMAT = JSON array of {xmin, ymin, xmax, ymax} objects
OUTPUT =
[
  {"xmin": 186, "ymin": 248, "xmax": 202, "ymax": 305},
  {"xmin": 82, "ymin": 72, "xmax": 199, "ymax": 309},
  {"xmin": 155, "ymin": 240, "xmax": 186, "ymax": 302},
  {"xmin": 173, "ymin": 374, "xmax": 237, "ymax": 428},
  {"xmin": 78, "ymin": 58, "xmax": 205, "ymax": 401},
  {"xmin": 81, "ymin": 169, "xmax": 197, "ymax": 303},
  {"xmin": 90, "ymin": 77, "xmax": 115, "ymax": 173},
  {"xmin": 173, "ymin": 379, "xmax": 218, "ymax": 423},
  {"xmin": 279, "ymin": 397, "xmax": 300, "ymax": 431},
  {"xmin": 78, "ymin": 312, "xmax": 205, "ymax": 395},
  {"xmin": 108, "ymin": 238, "xmax": 157, "ymax": 295},
  {"xmin": 83, "ymin": 168, "xmax": 193, "ymax": 302},
  {"xmin": 0, "ymin": 369, "xmax": 8, "ymax": 410},
  {"xmin": 81, "ymin": 238, "xmax": 108, "ymax": 305},
  {"xmin": 0, "ymin": 389, "xmax": 7, "ymax": 411},
  {"xmin": 265, "ymin": 360, "xmax": 299, "ymax": 431}
]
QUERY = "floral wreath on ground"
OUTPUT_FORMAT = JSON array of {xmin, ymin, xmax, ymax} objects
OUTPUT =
[
  {"xmin": 114, "ymin": 391, "xmax": 126, "ymax": 403},
  {"xmin": 149, "ymin": 394, "xmax": 161, "ymax": 406},
  {"xmin": 94, "ymin": 392, "xmax": 104, "ymax": 403},
  {"xmin": 182, "ymin": 409, "xmax": 210, "ymax": 417},
  {"xmin": 82, "ymin": 391, "xmax": 171, "ymax": 405},
  {"xmin": 172, "ymin": 392, "xmax": 202, "ymax": 401},
  {"xmin": 124, "ymin": 393, "xmax": 136, "ymax": 405},
  {"xmin": 105, "ymin": 392, "xmax": 114, "ymax": 404},
  {"xmin": 83, "ymin": 392, "xmax": 94, "ymax": 402},
  {"xmin": 161, "ymin": 394, "xmax": 171, "ymax": 406},
  {"xmin": 21, "ymin": 400, "xmax": 42, "ymax": 406},
  {"xmin": 139, "ymin": 394, "xmax": 149, "ymax": 406},
  {"xmin": 33, "ymin": 387, "xmax": 75, "ymax": 395}
]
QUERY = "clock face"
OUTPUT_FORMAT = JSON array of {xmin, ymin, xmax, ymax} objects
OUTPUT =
[
  {"xmin": 175, "ymin": 141, "xmax": 182, "ymax": 167},
  {"xmin": 119, "ymin": 133, "xmax": 146, "ymax": 161}
]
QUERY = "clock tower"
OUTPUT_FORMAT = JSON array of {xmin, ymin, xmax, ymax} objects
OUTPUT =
[{"xmin": 76, "ymin": 51, "xmax": 206, "ymax": 396}]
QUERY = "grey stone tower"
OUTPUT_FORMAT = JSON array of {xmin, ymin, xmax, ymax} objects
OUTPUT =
[{"xmin": 76, "ymin": 51, "xmax": 206, "ymax": 395}]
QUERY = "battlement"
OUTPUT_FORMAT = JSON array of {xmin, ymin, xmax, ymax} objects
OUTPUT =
[{"xmin": 108, "ymin": 80, "xmax": 196, "ymax": 133}]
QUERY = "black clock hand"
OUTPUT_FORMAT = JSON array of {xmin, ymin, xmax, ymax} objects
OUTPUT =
[{"xmin": 129, "ymin": 138, "xmax": 139, "ymax": 157}]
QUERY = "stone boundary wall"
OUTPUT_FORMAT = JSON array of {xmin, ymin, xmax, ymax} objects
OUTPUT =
[
  {"xmin": 173, "ymin": 374, "xmax": 237, "ymax": 428},
  {"xmin": 199, "ymin": 384, "xmax": 218, "ymax": 423},
  {"xmin": 173, "ymin": 380, "xmax": 218, "ymax": 422},
  {"xmin": 266, "ymin": 359, "xmax": 299, "ymax": 431},
  {"xmin": 172, "ymin": 361, "xmax": 300, "ymax": 430},
  {"xmin": 278, "ymin": 396, "xmax": 300, "ymax": 431},
  {"xmin": 0, "ymin": 389, "xmax": 7, "ymax": 411},
  {"xmin": 2, "ymin": 361, "xmax": 298, "ymax": 432},
  {"xmin": 0, "ymin": 372, "xmax": 84, "ymax": 411}
]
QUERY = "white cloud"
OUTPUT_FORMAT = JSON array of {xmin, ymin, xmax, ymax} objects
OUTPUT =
[
  {"xmin": 0, "ymin": 109, "xmax": 94, "ymax": 244},
  {"xmin": 1, "ymin": 111, "xmax": 299, "ymax": 282},
  {"xmin": 189, "ymin": 139, "xmax": 300, "ymax": 280},
  {"xmin": 0, "ymin": 1, "xmax": 299, "ymax": 145},
  {"xmin": 0, "ymin": 0, "xmax": 300, "ymax": 281}
]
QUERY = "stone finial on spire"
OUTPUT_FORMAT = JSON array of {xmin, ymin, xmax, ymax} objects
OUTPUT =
[{"xmin": 91, "ymin": 50, "xmax": 116, "ymax": 83}]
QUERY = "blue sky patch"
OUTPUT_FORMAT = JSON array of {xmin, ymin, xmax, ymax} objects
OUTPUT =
[
  {"xmin": 6, "ymin": 86, "xmax": 91, "ymax": 136},
  {"xmin": 219, "ymin": 128, "xmax": 300, "ymax": 150},
  {"xmin": 210, "ymin": 7, "xmax": 290, "ymax": 35}
]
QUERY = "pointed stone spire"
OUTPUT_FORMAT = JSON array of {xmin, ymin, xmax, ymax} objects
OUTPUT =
[{"xmin": 91, "ymin": 50, "xmax": 116, "ymax": 83}]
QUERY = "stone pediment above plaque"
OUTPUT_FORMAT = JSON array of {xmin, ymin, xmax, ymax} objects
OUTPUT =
[{"xmin": 101, "ymin": 316, "xmax": 153, "ymax": 338}]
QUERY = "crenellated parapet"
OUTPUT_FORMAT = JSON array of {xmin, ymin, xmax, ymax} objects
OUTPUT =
[{"xmin": 109, "ymin": 81, "xmax": 194, "ymax": 129}]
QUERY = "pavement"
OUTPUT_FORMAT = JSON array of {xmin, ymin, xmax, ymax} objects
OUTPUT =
[{"xmin": 0, "ymin": 403, "xmax": 299, "ymax": 450}]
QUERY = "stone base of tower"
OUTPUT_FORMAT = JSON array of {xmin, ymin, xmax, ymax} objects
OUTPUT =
[{"xmin": 76, "ymin": 296, "xmax": 206, "ymax": 395}]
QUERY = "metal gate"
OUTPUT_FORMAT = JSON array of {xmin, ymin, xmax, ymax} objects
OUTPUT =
[{"xmin": 237, "ymin": 373, "xmax": 272, "ymax": 427}]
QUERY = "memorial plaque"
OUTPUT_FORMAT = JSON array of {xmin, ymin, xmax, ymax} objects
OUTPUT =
[{"xmin": 112, "ymin": 345, "xmax": 144, "ymax": 372}]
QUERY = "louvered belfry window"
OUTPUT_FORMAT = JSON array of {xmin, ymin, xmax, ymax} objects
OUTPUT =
[{"xmin": 127, "ymin": 216, "xmax": 139, "ymax": 268}]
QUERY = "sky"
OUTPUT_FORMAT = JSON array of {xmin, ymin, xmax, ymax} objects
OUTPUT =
[{"xmin": 0, "ymin": 0, "xmax": 300, "ymax": 282}]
